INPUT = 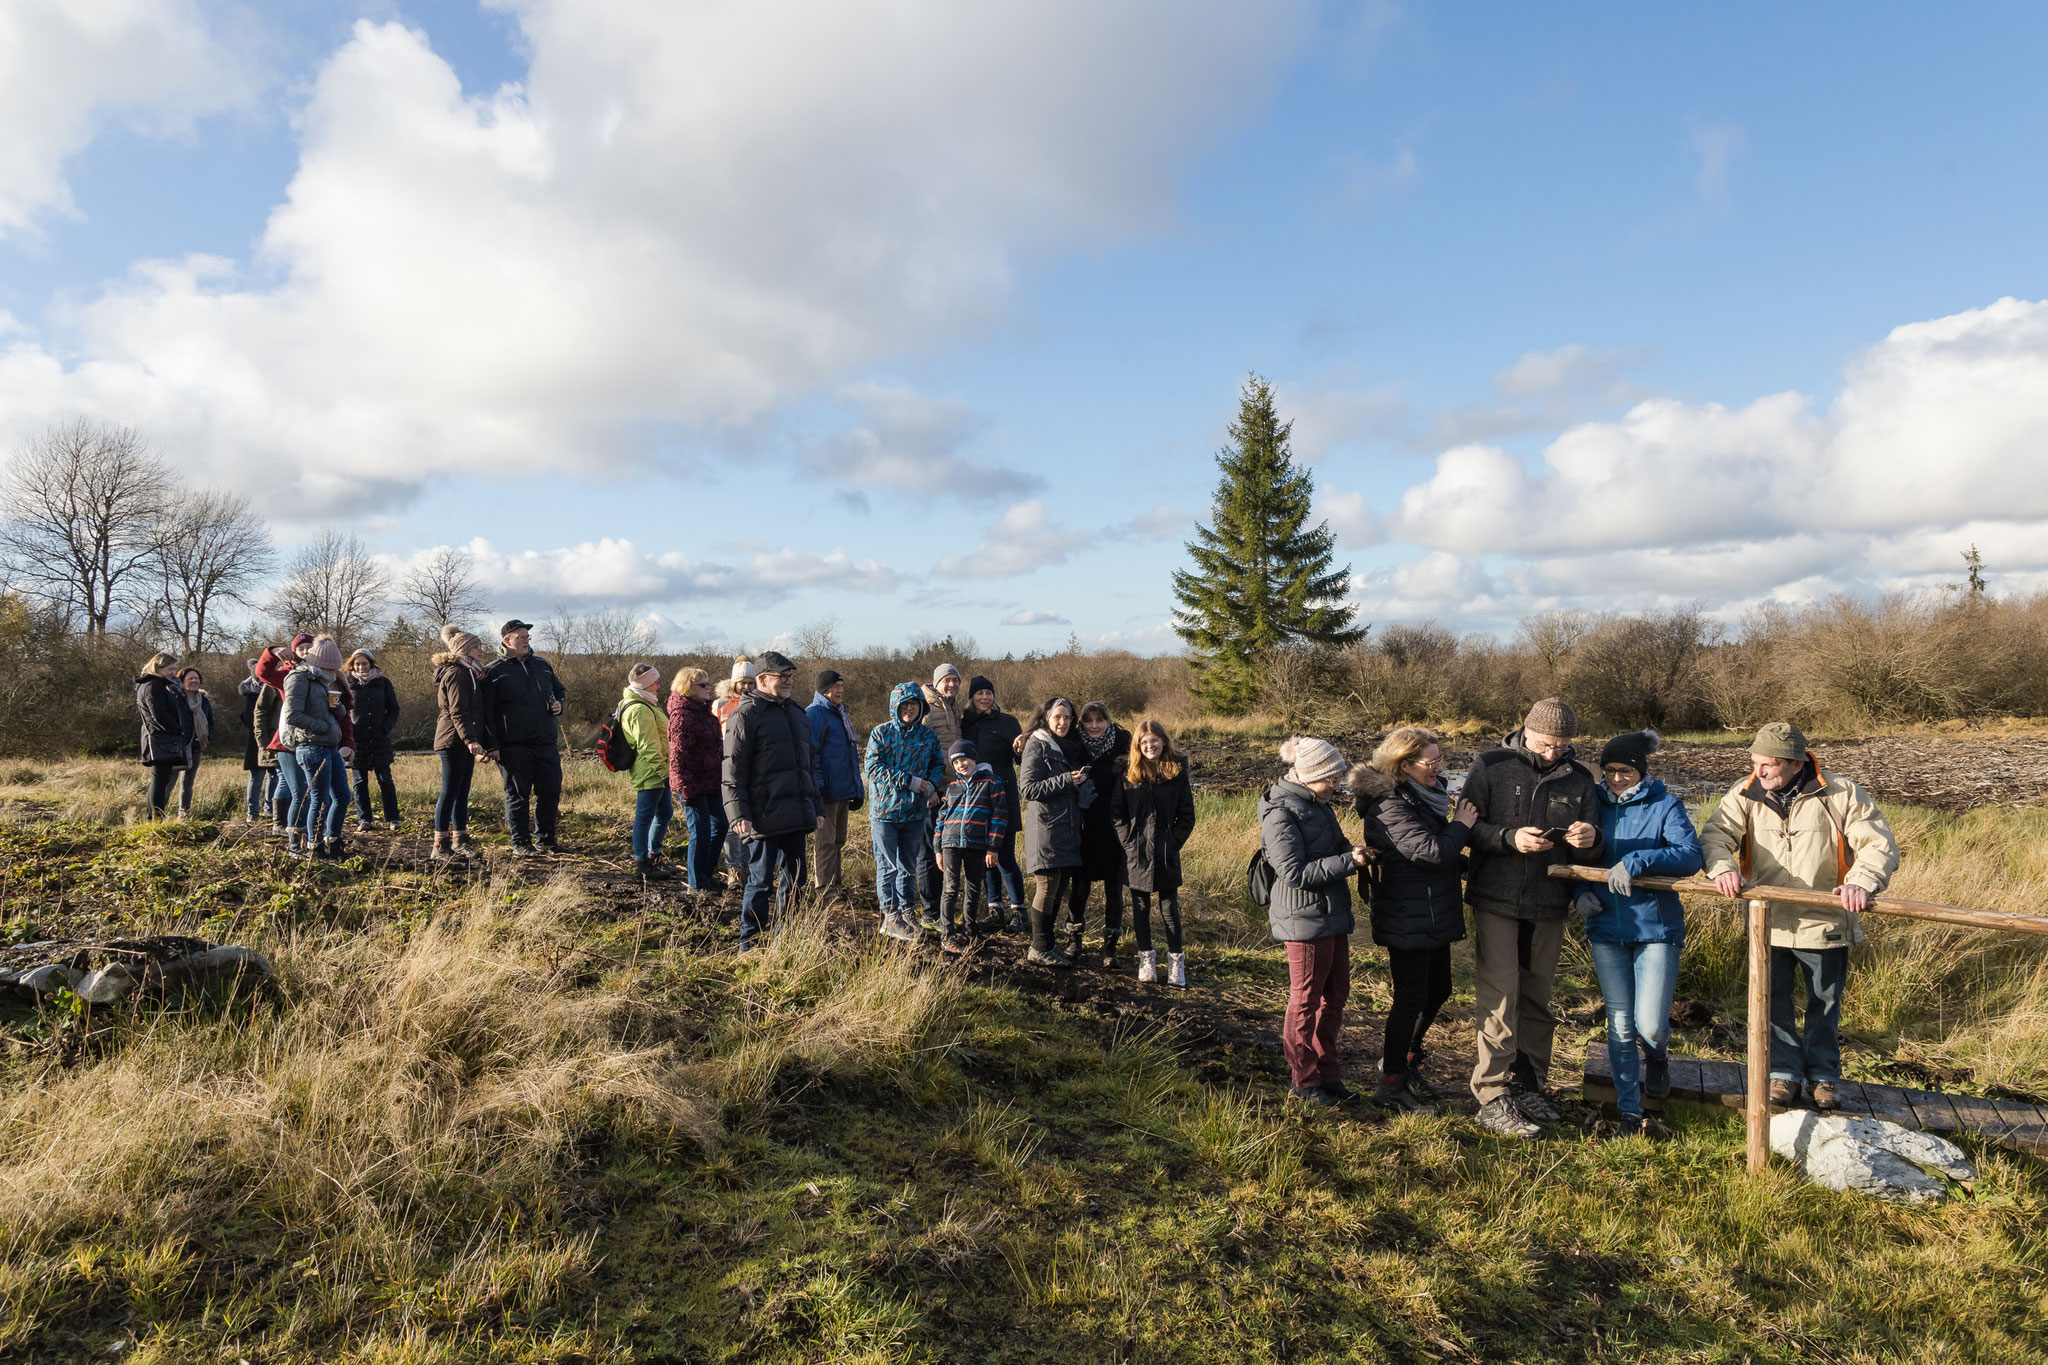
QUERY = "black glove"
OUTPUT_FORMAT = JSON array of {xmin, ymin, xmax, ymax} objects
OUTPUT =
[{"xmin": 847, "ymin": 796, "xmax": 864, "ymax": 812}]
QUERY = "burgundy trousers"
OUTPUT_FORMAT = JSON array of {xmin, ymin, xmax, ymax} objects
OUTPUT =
[{"xmin": 1282, "ymin": 935, "xmax": 1351, "ymax": 1089}]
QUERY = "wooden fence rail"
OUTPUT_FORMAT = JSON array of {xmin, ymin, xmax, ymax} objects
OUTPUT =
[{"xmin": 1546, "ymin": 864, "xmax": 2048, "ymax": 1170}]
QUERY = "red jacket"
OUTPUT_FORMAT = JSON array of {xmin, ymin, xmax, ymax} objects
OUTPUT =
[{"xmin": 667, "ymin": 691, "xmax": 722, "ymax": 800}]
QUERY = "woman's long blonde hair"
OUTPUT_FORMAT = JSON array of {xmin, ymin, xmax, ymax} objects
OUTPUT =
[
  {"xmin": 672, "ymin": 665, "xmax": 710, "ymax": 694},
  {"xmin": 1370, "ymin": 725, "xmax": 1440, "ymax": 777},
  {"xmin": 141, "ymin": 651, "xmax": 179, "ymax": 677},
  {"xmin": 1126, "ymin": 719, "xmax": 1183, "ymax": 784}
]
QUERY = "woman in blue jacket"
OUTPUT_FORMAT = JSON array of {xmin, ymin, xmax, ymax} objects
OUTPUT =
[{"xmin": 1584, "ymin": 730, "xmax": 1703, "ymax": 1135}]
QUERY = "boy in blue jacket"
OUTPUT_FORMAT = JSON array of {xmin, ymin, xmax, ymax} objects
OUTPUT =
[
  {"xmin": 936, "ymin": 740, "xmax": 1007, "ymax": 953},
  {"xmin": 1580, "ymin": 729, "xmax": 1703, "ymax": 1135},
  {"xmin": 865, "ymin": 681, "xmax": 946, "ymax": 942}
]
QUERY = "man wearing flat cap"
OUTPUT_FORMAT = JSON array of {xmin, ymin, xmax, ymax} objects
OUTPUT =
[
  {"xmin": 724, "ymin": 649, "xmax": 824, "ymax": 949},
  {"xmin": 1702, "ymin": 722, "xmax": 1898, "ymax": 1111},
  {"xmin": 483, "ymin": 618, "xmax": 567, "ymax": 854}
]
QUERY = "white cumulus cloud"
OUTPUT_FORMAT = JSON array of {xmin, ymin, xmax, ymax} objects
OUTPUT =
[{"xmin": 936, "ymin": 499, "xmax": 1094, "ymax": 579}]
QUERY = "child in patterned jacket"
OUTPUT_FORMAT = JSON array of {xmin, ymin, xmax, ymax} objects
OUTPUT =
[{"xmin": 936, "ymin": 740, "xmax": 1008, "ymax": 952}]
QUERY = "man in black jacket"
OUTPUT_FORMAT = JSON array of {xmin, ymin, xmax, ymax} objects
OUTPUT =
[
  {"xmin": 724, "ymin": 650, "xmax": 823, "ymax": 950},
  {"xmin": 1460, "ymin": 697, "xmax": 1605, "ymax": 1137},
  {"xmin": 482, "ymin": 619, "xmax": 567, "ymax": 854}
]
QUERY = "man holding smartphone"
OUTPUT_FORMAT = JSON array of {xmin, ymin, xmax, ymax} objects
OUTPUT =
[{"xmin": 1460, "ymin": 697, "xmax": 1606, "ymax": 1137}]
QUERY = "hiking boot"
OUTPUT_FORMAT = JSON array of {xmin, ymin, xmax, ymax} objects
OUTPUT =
[
  {"xmin": 940, "ymin": 933, "xmax": 969, "ymax": 955},
  {"xmin": 972, "ymin": 910, "xmax": 1007, "ymax": 936},
  {"xmin": 1372, "ymin": 1075, "xmax": 1421, "ymax": 1113},
  {"xmin": 285, "ymin": 831, "xmax": 305, "ymax": 855},
  {"xmin": 1099, "ymin": 947, "xmax": 1117, "ymax": 971},
  {"xmin": 1168, "ymin": 952, "xmax": 1188, "ymax": 988},
  {"xmin": 386, "ymin": 820, "xmax": 402, "ymax": 833},
  {"xmin": 1290, "ymin": 1084, "xmax": 1336, "ymax": 1108},
  {"xmin": 510, "ymin": 842, "xmax": 540, "ymax": 858},
  {"xmin": 917, "ymin": 910, "xmax": 945, "ymax": 936},
  {"xmin": 1005, "ymin": 906, "xmax": 1029, "ymax": 935},
  {"xmin": 635, "ymin": 858, "xmax": 675, "ymax": 882},
  {"xmin": 1026, "ymin": 945, "xmax": 1074, "ymax": 969},
  {"xmin": 1612, "ymin": 1113, "xmax": 1674, "ymax": 1141},
  {"xmin": 1511, "ymin": 1087, "xmax": 1562, "ymax": 1125},
  {"xmin": 535, "ymin": 835, "xmax": 560, "ymax": 853},
  {"xmin": 453, "ymin": 833, "xmax": 481, "ymax": 855},
  {"xmin": 879, "ymin": 912, "xmax": 918, "ymax": 943},
  {"xmin": 430, "ymin": 835, "xmax": 463, "ymax": 864},
  {"xmin": 1810, "ymin": 1080, "xmax": 1841, "ymax": 1111},
  {"xmin": 324, "ymin": 838, "xmax": 348, "ymax": 860},
  {"xmin": 1402, "ymin": 1068, "xmax": 1439, "ymax": 1105},
  {"xmin": 1135, "ymin": 950, "xmax": 1158, "ymax": 984},
  {"xmin": 355, "ymin": 821, "xmax": 373, "ymax": 835},
  {"xmin": 1768, "ymin": 1078, "xmax": 1802, "ymax": 1108},
  {"xmin": 1644, "ymin": 1050, "xmax": 1673, "ymax": 1100},
  {"xmin": 1322, "ymin": 1081, "xmax": 1357, "ymax": 1105},
  {"xmin": 1477, "ymin": 1098, "xmax": 1542, "ymax": 1139}
]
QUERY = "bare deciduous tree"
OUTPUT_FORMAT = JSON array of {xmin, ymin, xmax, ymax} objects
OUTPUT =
[
  {"xmin": 397, "ymin": 545, "xmax": 489, "ymax": 631},
  {"xmin": 546, "ymin": 606, "xmax": 658, "ymax": 660},
  {"xmin": 270, "ymin": 531, "xmax": 390, "ymax": 641},
  {"xmin": 0, "ymin": 419, "xmax": 175, "ymax": 634},
  {"xmin": 1518, "ymin": 609, "xmax": 1596, "ymax": 679},
  {"xmin": 790, "ymin": 617, "xmax": 842, "ymax": 660},
  {"xmin": 151, "ymin": 489, "xmax": 275, "ymax": 654}
]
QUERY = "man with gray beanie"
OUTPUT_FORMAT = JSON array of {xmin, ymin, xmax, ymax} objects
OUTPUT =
[
  {"xmin": 1459, "ymin": 696, "xmax": 1605, "ymax": 1137},
  {"xmin": 724, "ymin": 649, "xmax": 824, "ymax": 950},
  {"xmin": 1702, "ymin": 721, "xmax": 1898, "ymax": 1111}
]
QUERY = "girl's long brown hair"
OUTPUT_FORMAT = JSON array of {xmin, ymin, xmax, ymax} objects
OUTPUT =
[{"xmin": 1126, "ymin": 719, "xmax": 1183, "ymax": 784}]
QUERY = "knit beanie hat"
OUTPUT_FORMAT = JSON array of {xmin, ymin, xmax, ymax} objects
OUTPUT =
[
  {"xmin": 756, "ymin": 649, "xmax": 796, "ymax": 674},
  {"xmin": 947, "ymin": 739, "xmax": 978, "ymax": 763},
  {"xmin": 306, "ymin": 636, "xmax": 344, "ymax": 671},
  {"xmin": 933, "ymin": 662, "xmax": 962, "ymax": 686},
  {"xmin": 730, "ymin": 655, "xmax": 756, "ymax": 682},
  {"xmin": 346, "ymin": 649, "xmax": 376, "ymax": 670},
  {"xmin": 1749, "ymin": 721, "xmax": 1808, "ymax": 761},
  {"xmin": 290, "ymin": 632, "xmax": 315, "ymax": 653},
  {"xmin": 1523, "ymin": 697, "xmax": 1579, "ymax": 739},
  {"xmin": 1598, "ymin": 728, "xmax": 1662, "ymax": 777},
  {"xmin": 1280, "ymin": 735, "xmax": 1346, "ymax": 785},
  {"xmin": 968, "ymin": 674, "xmax": 995, "ymax": 697},
  {"xmin": 443, "ymin": 629, "xmax": 481, "ymax": 656},
  {"xmin": 627, "ymin": 661, "xmax": 658, "ymax": 686},
  {"xmin": 816, "ymin": 668, "xmax": 843, "ymax": 693}
]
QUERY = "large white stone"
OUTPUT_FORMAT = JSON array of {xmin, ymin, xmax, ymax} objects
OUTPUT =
[
  {"xmin": 75, "ymin": 963, "xmax": 138, "ymax": 1005},
  {"xmin": 1770, "ymin": 1110, "xmax": 1975, "ymax": 1204}
]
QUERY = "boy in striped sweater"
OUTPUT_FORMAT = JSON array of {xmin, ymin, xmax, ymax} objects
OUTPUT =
[{"xmin": 936, "ymin": 740, "xmax": 1008, "ymax": 953}]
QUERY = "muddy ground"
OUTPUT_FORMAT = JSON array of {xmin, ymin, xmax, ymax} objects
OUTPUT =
[{"xmin": 1186, "ymin": 727, "xmax": 2048, "ymax": 812}]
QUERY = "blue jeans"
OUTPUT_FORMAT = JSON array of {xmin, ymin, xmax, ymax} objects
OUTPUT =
[
  {"xmin": 633, "ymin": 787, "xmax": 674, "ymax": 861},
  {"xmin": 1769, "ymin": 945, "xmax": 1849, "ymax": 1085},
  {"xmin": 274, "ymin": 749, "xmax": 305, "ymax": 831},
  {"xmin": 680, "ymin": 795, "xmax": 727, "ymax": 890},
  {"xmin": 435, "ymin": 748, "xmax": 475, "ymax": 832},
  {"xmin": 295, "ymin": 745, "xmax": 349, "ymax": 843},
  {"xmin": 741, "ymin": 829, "xmax": 808, "ymax": 945},
  {"xmin": 983, "ymin": 830, "xmax": 1025, "ymax": 908},
  {"xmin": 245, "ymin": 768, "xmax": 274, "ymax": 820},
  {"xmin": 1589, "ymin": 939, "xmax": 1681, "ymax": 1117},
  {"xmin": 871, "ymin": 817, "xmax": 925, "ymax": 913}
]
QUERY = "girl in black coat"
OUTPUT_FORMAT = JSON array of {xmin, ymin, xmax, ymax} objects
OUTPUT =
[
  {"xmin": 135, "ymin": 652, "xmax": 192, "ymax": 819},
  {"xmin": 1112, "ymin": 720, "xmax": 1197, "ymax": 987},
  {"xmin": 1352, "ymin": 726, "xmax": 1473, "ymax": 1112},
  {"xmin": 346, "ymin": 650, "xmax": 402, "ymax": 829},
  {"xmin": 1067, "ymin": 701, "xmax": 1132, "ymax": 967}
]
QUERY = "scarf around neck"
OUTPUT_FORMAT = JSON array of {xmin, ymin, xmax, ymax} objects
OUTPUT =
[
  {"xmin": 1406, "ymin": 776, "xmax": 1450, "ymax": 821},
  {"xmin": 1081, "ymin": 722, "xmax": 1121, "ymax": 761}
]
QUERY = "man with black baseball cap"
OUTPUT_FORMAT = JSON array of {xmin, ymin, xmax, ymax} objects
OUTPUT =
[
  {"xmin": 724, "ymin": 650, "xmax": 824, "ymax": 949},
  {"xmin": 482, "ymin": 617, "xmax": 568, "ymax": 854}
]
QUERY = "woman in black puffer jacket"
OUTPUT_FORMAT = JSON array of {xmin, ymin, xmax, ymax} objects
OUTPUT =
[
  {"xmin": 1066, "ymin": 701, "xmax": 1131, "ymax": 967},
  {"xmin": 135, "ymin": 651, "xmax": 193, "ymax": 819},
  {"xmin": 346, "ymin": 649, "xmax": 402, "ymax": 830},
  {"xmin": 1353, "ymin": 726, "xmax": 1472, "ymax": 1114}
]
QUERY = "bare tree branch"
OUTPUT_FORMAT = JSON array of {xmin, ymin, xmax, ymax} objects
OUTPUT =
[
  {"xmin": 269, "ymin": 531, "xmax": 390, "ymax": 642},
  {"xmin": 0, "ymin": 419, "xmax": 176, "ymax": 634},
  {"xmin": 397, "ymin": 545, "xmax": 488, "ymax": 631},
  {"xmin": 152, "ymin": 489, "xmax": 275, "ymax": 653}
]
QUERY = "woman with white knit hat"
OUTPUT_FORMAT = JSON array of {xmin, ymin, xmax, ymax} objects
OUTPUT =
[{"xmin": 1258, "ymin": 735, "xmax": 1371, "ymax": 1107}]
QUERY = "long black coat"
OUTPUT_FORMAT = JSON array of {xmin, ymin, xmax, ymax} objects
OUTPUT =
[
  {"xmin": 1460, "ymin": 728, "xmax": 1605, "ymax": 922},
  {"xmin": 1075, "ymin": 727, "xmax": 1132, "ymax": 882},
  {"xmin": 482, "ymin": 651, "xmax": 565, "ymax": 749},
  {"xmin": 349, "ymin": 675, "xmax": 400, "ymax": 770},
  {"xmin": 1354, "ymin": 766, "xmax": 1469, "ymax": 950},
  {"xmin": 238, "ymin": 679, "xmax": 264, "ymax": 772},
  {"xmin": 722, "ymin": 691, "xmax": 819, "ymax": 838},
  {"xmin": 958, "ymin": 704, "xmax": 1024, "ymax": 837},
  {"xmin": 136, "ymin": 674, "xmax": 192, "ymax": 766},
  {"xmin": 1019, "ymin": 730, "xmax": 1084, "ymax": 874},
  {"xmin": 1112, "ymin": 767, "xmax": 1196, "ymax": 894}
]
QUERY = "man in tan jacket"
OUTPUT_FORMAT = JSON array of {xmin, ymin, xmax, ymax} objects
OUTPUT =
[
  {"xmin": 1701, "ymin": 722, "xmax": 1899, "ymax": 1111},
  {"xmin": 916, "ymin": 662, "xmax": 966, "ymax": 923}
]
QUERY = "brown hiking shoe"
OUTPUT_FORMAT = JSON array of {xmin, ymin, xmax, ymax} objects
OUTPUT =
[
  {"xmin": 1810, "ymin": 1080, "xmax": 1840, "ymax": 1110},
  {"xmin": 1767, "ymin": 1078, "xmax": 1801, "ymax": 1108}
]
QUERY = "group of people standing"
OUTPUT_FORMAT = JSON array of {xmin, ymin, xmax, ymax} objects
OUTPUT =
[{"xmin": 1258, "ymin": 699, "xmax": 1899, "ymax": 1136}]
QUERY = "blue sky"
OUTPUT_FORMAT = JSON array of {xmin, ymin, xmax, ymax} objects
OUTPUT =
[{"xmin": 3, "ymin": 1, "xmax": 2046, "ymax": 654}]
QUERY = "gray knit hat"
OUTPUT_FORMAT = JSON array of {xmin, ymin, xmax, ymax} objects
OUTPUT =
[
  {"xmin": 1281, "ymin": 735, "xmax": 1347, "ymax": 785},
  {"xmin": 1749, "ymin": 721, "xmax": 1808, "ymax": 761},
  {"xmin": 933, "ymin": 662, "xmax": 962, "ymax": 686},
  {"xmin": 1522, "ymin": 697, "xmax": 1579, "ymax": 739}
]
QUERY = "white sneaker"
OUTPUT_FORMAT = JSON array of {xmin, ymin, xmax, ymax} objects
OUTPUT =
[
  {"xmin": 879, "ymin": 912, "xmax": 918, "ymax": 942},
  {"xmin": 1168, "ymin": 952, "xmax": 1188, "ymax": 988},
  {"xmin": 1136, "ymin": 950, "xmax": 1157, "ymax": 983}
]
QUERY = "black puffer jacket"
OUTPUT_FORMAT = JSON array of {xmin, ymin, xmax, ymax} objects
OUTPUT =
[
  {"xmin": 239, "ymin": 677, "xmax": 264, "ymax": 772},
  {"xmin": 1460, "ymin": 728, "xmax": 1605, "ymax": 922},
  {"xmin": 349, "ymin": 675, "xmax": 400, "ymax": 770},
  {"xmin": 722, "ymin": 691, "xmax": 819, "ymax": 838},
  {"xmin": 482, "ymin": 650, "xmax": 565, "ymax": 749},
  {"xmin": 1075, "ymin": 727, "xmax": 1132, "ymax": 882},
  {"xmin": 1257, "ymin": 779, "xmax": 1356, "ymax": 942},
  {"xmin": 1019, "ymin": 729, "xmax": 1085, "ymax": 874},
  {"xmin": 136, "ymin": 673, "xmax": 192, "ymax": 766},
  {"xmin": 959, "ymin": 704, "xmax": 1024, "ymax": 836},
  {"xmin": 1112, "ymin": 766, "xmax": 1196, "ymax": 894},
  {"xmin": 1354, "ymin": 766, "xmax": 1469, "ymax": 950}
]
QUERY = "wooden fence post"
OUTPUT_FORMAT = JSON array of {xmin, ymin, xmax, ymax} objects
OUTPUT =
[{"xmin": 1747, "ymin": 898, "xmax": 1771, "ymax": 1173}]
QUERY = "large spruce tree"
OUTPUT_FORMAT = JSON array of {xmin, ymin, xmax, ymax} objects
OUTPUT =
[{"xmin": 1172, "ymin": 375, "xmax": 1364, "ymax": 712}]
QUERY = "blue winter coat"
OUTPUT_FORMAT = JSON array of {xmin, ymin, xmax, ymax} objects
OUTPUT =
[
  {"xmin": 863, "ymin": 681, "xmax": 945, "ymax": 825},
  {"xmin": 1583, "ymin": 779, "xmax": 1703, "ymax": 944},
  {"xmin": 808, "ymin": 692, "xmax": 865, "ymax": 803}
]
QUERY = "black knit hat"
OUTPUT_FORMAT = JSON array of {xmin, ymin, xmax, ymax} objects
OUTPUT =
[
  {"xmin": 815, "ymin": 668, "xmax": 843, "ymax": 693},
  {"xmin": 947, "ymin": 740, "xmax": 978, "ymax": 763},
  {"xmin": 968, "ymin": 674, "xmax": 995, "ymax": 697},
  {"xmin": 1598, "ymin": 729, "xmax": 1662, "ymax": 777}
]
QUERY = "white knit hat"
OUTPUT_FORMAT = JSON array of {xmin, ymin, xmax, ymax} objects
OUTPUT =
[
  {"xmin": 730, "ymin": 655, "xmax": 756, "ymax": 682},
  {"xmin": 1280, "ymin": 735, "xmax": 1346, "ymax": 785}
]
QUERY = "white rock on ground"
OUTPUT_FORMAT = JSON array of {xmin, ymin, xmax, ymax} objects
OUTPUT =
[{"xmin": 1770, "ymin": 1110, "xmax": 1976, "ymax": 1204}]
